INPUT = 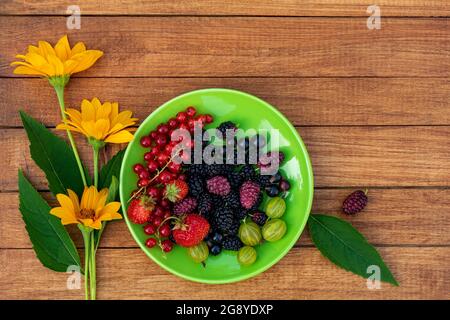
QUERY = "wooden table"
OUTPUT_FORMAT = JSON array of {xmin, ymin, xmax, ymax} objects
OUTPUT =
[{"xmin": 0, "ymin": 1, "xmax": 449, "ymax": 300}]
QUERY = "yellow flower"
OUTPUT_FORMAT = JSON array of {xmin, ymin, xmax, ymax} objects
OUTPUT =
[
  {"xmin": 50, "ymin": 186, "xmax": 122, "ymax": 229},
  {"xmin": 56, "ymin": 97, "xmax": 138, "ymax": 144},
  {"xmin": 11, "ymin": 35, "xmax": 103, "ymax": 78}
]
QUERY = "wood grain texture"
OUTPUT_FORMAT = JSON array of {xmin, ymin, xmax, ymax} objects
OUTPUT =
[
  {"xmin": 3, "ymin": 125, "xmax": 449, "ymax": 191},
  {"xmin": 1, "ymin": 77, "xmax": 449, "ymax": 127},
  {"xmin": 2, "ymin": 188, "xmax": 449, "ymax": 249},
  {"xmin": 1, "ymin": 247, "xmax": 448, "ymax": 299},
  {"xmin": 1, "ymin": 0, "xmax": 449, "ymax": 17},
  {"xmin": 2, "ymin": 17, "xmax": 450, "ymax": 77}
]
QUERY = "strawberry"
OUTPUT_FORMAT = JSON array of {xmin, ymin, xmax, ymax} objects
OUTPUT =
[
  {"xmin": 127, "ymin": 195, "xmax": 155, "ymax": 224},
  {"xmin": 172, "ymin": 214, "xmax": 210, "ymax": 247},
  {"xmin": 164, "ymin": 179, "xmax": 189, "ymax": 202}
]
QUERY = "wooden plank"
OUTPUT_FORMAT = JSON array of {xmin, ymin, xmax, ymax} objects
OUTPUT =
[
  {"xmin": 1, "ymin": 247, "xmax": 448, "ymax": 299},
  {"xmin": 1, "ymin": 0, "xmax": 449, "ymax": 17},
  {"xmin": 1, "ymin": 77, "xmax": 449, "ymax": 127},
  {"xmin": 2, "ymin": 188, "xmax": 449, "ymax": 249},
  {"xmin": 3, "ymin": 126, "xmax": 449, "ymax": 191},
  {"xmin": 2, "ymin": 17, "xmax": 449, "ymax": 77}
]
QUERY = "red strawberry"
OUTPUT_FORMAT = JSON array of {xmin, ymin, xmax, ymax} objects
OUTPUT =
[
  {"xmin": 172, "ymin": 214, "xmax": 210, "ymax": 247},
  {"xmin": 127, "ymin": 195, "xmax": 155, "ymax": 224},
  {"xmin": 164, "ymin": 179, "xmax": 189, "ymax": 202}
]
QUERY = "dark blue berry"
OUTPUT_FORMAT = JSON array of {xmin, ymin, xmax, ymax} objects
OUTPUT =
[
  {"xmin": 210, "ymin": 245, "xmax": 222, "ymax": 256},
  {"xmin": 265, "ymin": 185, "xmax": 280, "ymax": 197}
]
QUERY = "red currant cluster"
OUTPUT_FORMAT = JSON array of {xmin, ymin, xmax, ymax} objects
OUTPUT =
[{"xmin": 130, "ymin": 106, "xmax": 214, "ymax": 253}]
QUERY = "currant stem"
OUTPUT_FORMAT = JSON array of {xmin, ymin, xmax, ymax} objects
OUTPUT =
[{"xmin": 54, "ymin": 85, "xmax": 88, "ymax": 187}]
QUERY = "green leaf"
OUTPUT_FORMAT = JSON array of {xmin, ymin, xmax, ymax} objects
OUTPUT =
[
  {"xmin": 18, "ymin": 170, "xmax": 81, "ymax": 272},
  {"xmin": 99, "ymin": 149, "xmax": 125, "ymax": 191},
  {"xmin": 308, "ymin": 214, "xmax": 398, "ymax": 286},
  {"xmin": 19, "ymin": 111, "xmax": 84, "ymax": 196},
  {"xmin": 94, "ymin": 176, "xmax": 120, "ymax": 252}
]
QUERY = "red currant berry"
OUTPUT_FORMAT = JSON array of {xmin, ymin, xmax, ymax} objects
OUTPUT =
[
  {"xmin": 178, "ymin": 173, "xmax": 187, "ymax": 181},
  {"xmin": 145, "ymin": 238, "xmax": 157, "ymax": 248},
  {"xmin": 157, "ymin": 152, "xmax": 170, "ymax": 165},
  {"xmin": 153, "ymin": 216, "xmax": 163, "ymax": 227},
  {"xmin": 138, "ymin": 170, "xmax": 150, "ymax": 180},
  {"xmin": 161, "ymin": 240, "xmax": 173, "ymax": 252},
  {"xmin": 150, "ymin": 131, "xmax": 158, "ymax": 139},
  {"xmin": 158, "ymin": 171, "xmax": 172, "ymax": 184},
  {"xmin": 146, "ymin": 187, "xmax": 161, "ymax": 200},
  {"xmin": 159, "ymin": 224, "xmax": 171, "ymax": 238},
  {"xmin": 137, "ymin": 178, "xmax": 149, "ymax": 188},
  {"xmin": 156, "ymin": 134, "xmax": 168, "ymax": 147},
  {"xmin": 140, "ymin": 136, "xmax": 152, "ymax": 148},
  {"xmin": 153, "ymin": 207, "xmax": 164, "ymax": 218},
  {"xmin": 144, "ymin": 224, "xmax": 156, "ymax": 235},
  {"xmin": 205, "ymin": 114, "xmax": 213, "ymax": 124},
  {"xmin": 160, "ymin": 198, "xmax": 170, "ymax": 208},
  {"xmin": 164, "ymin": 144, "xmax": 174, "ymax": 155},
  {"xmin": 168, "ymin": 162, "xmax": 181, "ymax": 173},
  {"xmin": 163, "ymin": 211, "xmax": 171, "ymax": 219},
  {"xmin": 187, "ymin": 118, "xmax": 196, "ymax": 128},
  {"xmin": 186, "ymin": 106, "xmax": 197, "ymax": 117},
  {"xmin": 178, "ymin": 123, "xmax": 189, "ymax": 131},
  {"xmin": 143, "ymin": 152, "xmax": 153, "ymax": 161},
  {"xmin": 157, "ymin": 124, "xmax": 169, "ymax": 135},
  {"xmin": 176, "ymin": 111, "xmax": 188, "ymax": 123},
  {"xmin": 168, "ymin": 118, "xmax": 178, "ymax": 129},
  {"xmin": 150, "ymin": 147, "xmax": 160, "ymax": 156},
  {"xmin": 147, "ymin": 160, "xmax": 159, "ymax": 173},
  {"xmin": 133, "ymin": 163, "xmax": 145, "ymax": 174},
  {"xmin": 148, "ymin": 215, "xmax": 155, "ymax": 224}
]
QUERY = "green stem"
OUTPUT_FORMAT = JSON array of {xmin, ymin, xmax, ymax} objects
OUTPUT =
[
  {"xmin": 90, "ymin": 231, "xmax": 97, "ymax": 300},
  {"xmin": 80, "ymin": 227, "xmax": 91, "ymax": 300},
  {"xmin": 54, "ymin": 85, "xmax": 88, "ymax": 187},
  {"xmin": 93, "ymin": 145, "xmax": 100, "ymax": 188}
]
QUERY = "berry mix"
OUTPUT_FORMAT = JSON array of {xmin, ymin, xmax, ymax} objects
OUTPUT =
[{"xmin": 127, "ymin": 106, "xmax": 291, "ymax": 266}]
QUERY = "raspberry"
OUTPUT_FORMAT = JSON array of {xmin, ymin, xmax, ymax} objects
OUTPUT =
[
  {"xmin": 342, "ymin": 190, "xmax": 368, "ymax": 215},
  {"xmin": 173, "ymin": 197, "xmax": 197, "ymax": 215},
  {"xmin": 240, "ymin": 181, "xmax": 261, "ymax": 210},
  {"xmin": 207, "ymin": 176, "xmax": 231, "ymax": 196}
]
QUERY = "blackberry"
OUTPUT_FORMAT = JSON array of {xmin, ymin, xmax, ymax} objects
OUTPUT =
[
  {"xmin": 342, "ymin": 190, "xmax": 368, "ymax": 215},
  {"xmin": 240, "ymin": 164, "xmax": 256, "ymax": 181},
  {"xmin": 216, "ymin": 121, "xmax": 237, "ymax": 138},
  {"xmin": 214, "ymin": 208, "xmax": 237, "ymax": 234},
  {"xmin": 251, "ymin": 211, "xmax": 268, "ymax": 226},
  {"xmin": 187, "ymin": 175, "xmax": 204, "ymax": 197},
  {"xmin": 224, "ymin": 191, "xmax": 240, "ymax": 210},
  {"xmin": 257, "ymin": 174, "xmax": 272, "ymax": 188},
  {"xmin": 234, "ymin": 208, "xmax": 249, "ymax": 220},
  {"xmin": 222, "ymin": 236, "xmax": 243, "ymax": 251},
  {"xmin": 227, "ymin": 170, "xmax": 243, "ymax": 189},
  {"xmin": 211, "ymin": 195, "xmax": 225, "ymax": 210},
  {"xmin": 198, "ymin": 193, "xmax": 213, "ymax": 216}
]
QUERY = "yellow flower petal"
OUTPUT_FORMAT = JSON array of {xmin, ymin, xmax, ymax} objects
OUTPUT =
[
  {"xmin": 94, "ymin": 119, "xmax": 110, "ymax": 140},
  {"xmin": 46, "ymin": 55, "xmax": 65, "ymax": 76},
  {"xmin": 65, "ymin": 108, "xmax": 82, "ymax": 123},
  {"xmin": 81, "ymin": 99, "xmax": 95, "ymax": 121},
  {"xmin": 105, "ymin": 130, "xmax": 134, "ymax": 144},
  {"xmin": 71, "ymin": 42, "xmax": 86, "ymax": 55},
  {"xmin": 96, "ymin": 102, "xmax": 112, "ymax": 120},
  {"xmin": 54, "ymin": 35, "xmax": 71, "ymax": 61},
  {"xmin": 81, "ymin": 186, "xmax": 97, "ymax": 210},
  {"xmin": 50, "ymin": 207, "xmax": 78, "ymax": 225},
  {"xmin": 67, "ymin": 189, "xmax": 80, "ymax": 214},
  {"xmin": 56, "ymin": 193, "xmax": 75, "ymax": 215},
  {"xmin": 70, "ymin": 50, "xmax": 103, "ymax": 74},
  {"xmin": 13, "ymin": 65, "xmax": 46, "ymax": 76}
]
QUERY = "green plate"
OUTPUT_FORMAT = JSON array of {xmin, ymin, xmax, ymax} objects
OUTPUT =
[{"xmin": 120, "ymin": 88, "xmax": 313, "ymax": 284}]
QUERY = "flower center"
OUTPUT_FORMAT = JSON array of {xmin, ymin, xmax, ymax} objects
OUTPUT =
[{"xmin": 78, "ymin": 208, "xmax": 96, "ymax": 220}]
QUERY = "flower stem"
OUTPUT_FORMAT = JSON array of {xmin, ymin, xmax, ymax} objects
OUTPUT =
[
  {"xmin": 80, "ymin": 226, "xmax": 91, "ymax": 300},
  {"xmin": 93, "ymin": 145, "xmax": 100, "ymax": 188},
  {"xmin": 53, "ymin": 85, "xmax": 88, "ymax": 187},
  {"xmin": 90, "ymin": 231, "xmax": 97, "ymax": 300}
]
